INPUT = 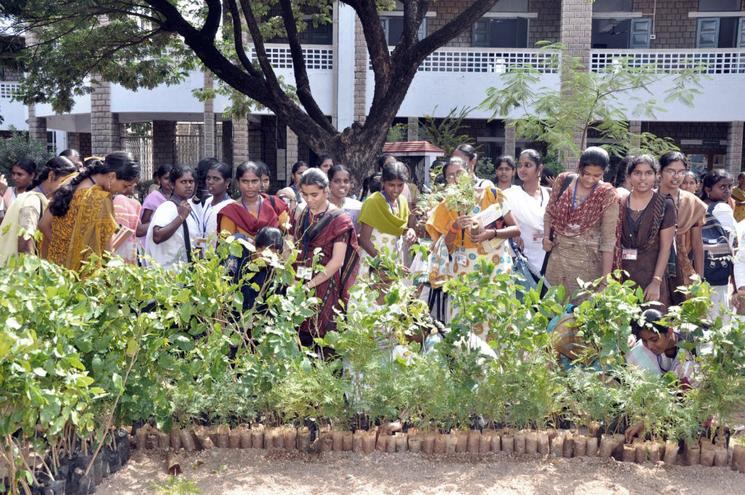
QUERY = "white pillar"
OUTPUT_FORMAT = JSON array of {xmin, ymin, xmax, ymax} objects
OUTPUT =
[{"xmin": 333, "ymin": 3, "xmax": 356, "ymax": 131}]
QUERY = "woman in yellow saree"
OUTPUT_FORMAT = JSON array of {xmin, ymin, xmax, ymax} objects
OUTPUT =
[
  {"xmin": 426, "ymin": 157, "xmax": 520, "ymax": 282},
  {"xmin": 40, "ymin": 152, "xmax": 140, "ymax": 271}
]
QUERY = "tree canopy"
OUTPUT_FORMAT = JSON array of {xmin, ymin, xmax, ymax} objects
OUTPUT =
[{"xmin": 1, "ymin": 0, "xmax": 502, "ymax": 178}]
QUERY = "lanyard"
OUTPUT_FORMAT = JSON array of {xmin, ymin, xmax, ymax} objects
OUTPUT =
[
  {"xmin": 381, "ymin": 191, "xmax": 398, "ymax": 214},
  {"xmin": 300, "ymin": 204, "xmax": 329, "ymax": 257},
  {"xmin": 571, "ymin": 182, "xmax": 597, "ymax": 210}
]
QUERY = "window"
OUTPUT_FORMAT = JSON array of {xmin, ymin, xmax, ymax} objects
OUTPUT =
[
  {"xmin": 592, "ymin": 18, "xmax": 651, "ymax": 49},
  {"xmin": 696, "ymin": 17, "xmax": 744, "ymax": 47},
  {"xmin": 593, "ymin": 0, "xmax": 633, "ymax": 12},
  {"xmin": 381, "ymin": 17, "xmax": 427, "ymax": 45},
  {"xmin": 472, "ymin": 18, "xmax": 528, "ymax": 48},
  {"xmin": 698, "ymin": 0, "xmax": 740, "ymax": 11},
  {"xmin": 298, "ymin": 22, "xmax": 332, "ymax": 44}
]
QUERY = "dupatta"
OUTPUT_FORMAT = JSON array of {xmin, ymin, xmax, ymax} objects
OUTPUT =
[
  {"xmin": 358, "ymin": 191, "xmax": 409, "ymax": 236},
  {"xmin": 217, "ymin": 194, "xmax": 286, "ymax": 236}
]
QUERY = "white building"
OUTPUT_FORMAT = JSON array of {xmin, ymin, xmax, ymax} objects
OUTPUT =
[{"xmin": 3, "ymin": 0, "xmax": 745, "ymax": 182}]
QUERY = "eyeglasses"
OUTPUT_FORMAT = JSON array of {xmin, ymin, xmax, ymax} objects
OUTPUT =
[{"xmin": 663, "ymin": 169, "xmax": 687, "ymax": 176}]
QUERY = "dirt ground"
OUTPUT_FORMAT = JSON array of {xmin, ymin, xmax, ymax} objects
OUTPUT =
[{"xmin": 98, "ymin": 448, "xmax": 745, "ymax": 495}]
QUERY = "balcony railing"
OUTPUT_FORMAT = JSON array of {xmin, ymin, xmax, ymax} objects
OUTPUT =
[
  {"xmin": 419, "ymin": 47, "xmax": 558, "ymax": 73},
  {"xmin": 249, "ymin": 44, "xmax": 334, "ymax": 70},
  {"xmin": 0, "ymin": 82, "xmax": 20, "ymax": 99},
  {"xmin": 368, "ymin": 47, "xmax": 559, "ymax": 74},
  {"xmin": 591, "ymin": 49, "xmax": 745, "ymax": 74}
]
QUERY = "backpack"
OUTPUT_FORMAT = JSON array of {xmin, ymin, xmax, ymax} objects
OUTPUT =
[{"xmin": 702, "ymin": 202, "xmax": 733, "ymax": 286}]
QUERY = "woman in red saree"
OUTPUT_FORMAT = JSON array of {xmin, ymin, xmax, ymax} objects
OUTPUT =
[
  {"xmin": 217, "ymin": 161, "xmax": 289, "ymax": 240},
  {"xmin": 290, "ymin": 168, "xmax": 359, "ymax": 349}
]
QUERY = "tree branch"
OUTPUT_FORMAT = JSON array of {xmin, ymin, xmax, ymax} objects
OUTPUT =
[
  {"xmin": 278, "ymin": 0, "xmax": 335, "ymax": 133},
  {"xmin": 201, "ymin": 0, "xmax": 221, "ymax": 41},
  {"xmin": 237, "ymin": 0, "xmax": 283, "ymax": 99},
  {"xmin": 224, "ymin": 0, "xmax": 262, "ymax": 79},
  {"xmin": 345, "ymin": 0, "xmax": 392, "ymax": 95},
  {"xmin": 409, "ymin": 0, "xmax": 498, "ymax": 63}
]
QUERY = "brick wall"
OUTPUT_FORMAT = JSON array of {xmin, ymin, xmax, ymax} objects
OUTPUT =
[
  {"xmin": 90, "ymin": 79, "xmax": 121, "ymax": 155},
  {"xmin": 529, "ymin": 0, "xmax": 561, "ymax": 45},
  {"xmin": 429, "ymin": 0, "xmax": 472, "ymax": 47},
  {"xmin": 632, "ymin": 0, "xmax": 745, "ymax": 49},
  {"xmin": 428, "ymin": 0, "xmax": 560, "ymax": 48}
]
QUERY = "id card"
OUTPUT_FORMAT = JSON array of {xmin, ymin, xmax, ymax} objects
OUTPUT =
[
  {"xmin": 454, "ymin": 251, "xmax": 469, "ymax": 267},
  {"xmin": 622, "ymin": 248, "xmax": 638, "ymax": 261},
  {"xmin": 297, "ymin": 266, "xmax": 313, "ymax": 280}
]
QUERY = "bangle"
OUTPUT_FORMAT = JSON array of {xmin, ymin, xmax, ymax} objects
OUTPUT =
[
  {"xmin": 492, "ymin": 229, "xmax": 499, "ymax": 240},
  {"xmin": 652, "ymin": 275, "xmax": 662, "ymax": 282}
]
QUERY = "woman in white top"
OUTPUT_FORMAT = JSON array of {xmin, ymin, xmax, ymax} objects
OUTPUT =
[
  {"xmin": 328, "ymin": 164, "xmax": 362, "ymax": 231},
  {"xmin": 145, "ymin": 165, "xmax": 201, "ymax": 270},
  {"xmin": 201, "ymin": 160, "xmax": 234, "ymax": 242},
  {"xmin": 507, "ymin": 149, "xmax": 550, "ymax": 276},
  {"xmin": 700, "ymin": 169, "xmax": 736, "ymax": 320}
]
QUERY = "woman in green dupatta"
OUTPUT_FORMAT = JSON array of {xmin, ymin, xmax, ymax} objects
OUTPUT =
[{"xmin": 358, "ymin": 161, "xmax": 417, "ymax": 267}]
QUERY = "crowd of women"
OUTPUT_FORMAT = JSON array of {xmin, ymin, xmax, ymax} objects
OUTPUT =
[{"xmin": 1, "ymin": 144, "xmax": 743, "ymax": 351}]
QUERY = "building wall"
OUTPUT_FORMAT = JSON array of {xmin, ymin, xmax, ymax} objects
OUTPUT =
[
  {"xmin": 529, "ymin": 0, "xmax": 561, "ymax": 46},
  {"xmin": 631, "ymin": 0, "xmax": 745, "ymax": 49},
  {"xmin": 428, "ymin": 0, "xmax": 561, "ymax": 48}
]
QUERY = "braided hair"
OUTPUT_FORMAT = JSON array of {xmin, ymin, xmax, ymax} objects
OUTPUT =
[{"xmin": 49, "ymin": 151, "xmax": 139, "ymax": 217}]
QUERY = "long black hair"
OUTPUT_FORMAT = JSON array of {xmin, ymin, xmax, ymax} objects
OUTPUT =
[
  {"xmin": 30, "ymin": 156, "xmax": 77, "ymax": 190},
  {"xmin": 700, "ymin": 169, "xmax": 733, "ymax": 202},
  {"xmin": 49, "ymin": 151, "xmax": 140, "ymax": 217}
]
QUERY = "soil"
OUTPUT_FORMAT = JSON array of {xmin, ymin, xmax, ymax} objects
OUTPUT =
[{"xmin": 98, "ymin": 448, "xmax": 745, "ymax": 495}]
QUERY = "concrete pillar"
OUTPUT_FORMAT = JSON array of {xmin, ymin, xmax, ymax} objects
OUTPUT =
[
  {"xmin": 152, "ymin": 120, "xmax": 176, "ymax": 166},
  {"xmin": 407, "ymin": 117, "xmax": 419, "ymax": 141},
  {"xmin": 727, "ymin": 121, "xmax": 744, "ymax": 174},
  {"xmin": 504, "ymin": 122, "xmax": 516, "ymax": 158},
  {"xmin": 560, "ymin": 0, "xmax": 593, "ymax": 167},
  {"xmin": 26, "ymin": 104, "xmax": 47, "ymax": 143},
  {"xmin": 353, "ymin": 17, "xmax": 367, "ymax": 125},
  {"xmin": 91, "ymin": 78, "xmax": 120, "ymax": 155},
  {"xmin": 232, "ymin": 116, "xmax": 249, "ymax": 164},
  {"xmin": 202, "ymin": 71, "xmax": 216, "ymax": 158},
  {"xmin": 629, "ymin": 120, "xmax": 642, "ymax": 154},
  {"xmin": 334, "ymin": 3, "xmax": 356, "ymax": 130}
]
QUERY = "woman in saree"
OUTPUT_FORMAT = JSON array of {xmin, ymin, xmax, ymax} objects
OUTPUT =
[
  {"xmin": 618, "ymin": 155, "xmax": 676, "ymax": 308},
  {"xmin": 112, "ymin": 182, "xmax": 142, "ymax": 264},
  {"xmin": 290, "ymin": 168, "xmax": 360, "ymax": 348},
  {"xmin": 426, "ymin": 157, "xmax": 520, "ymax": 279},
  {"xmin": 217, "ymin": 161, "xmax": 288, "ymax": 242},
  {"xmin": 358, "ymin": 161, "xmax": 417, "ymax": 267},
  {"xmin": 657, "ymin": 151, "xmax": 706, "ymax": 303},
  {"xmin": 40, "ymin": 151, "xmax": 141, "ymax": 271},
  {"xmin": 0, "ymin": 157, "xmax": 77, "ymax": 266},
  {"xmin": 543, "ymin": 147, "xmax": 619, "ymax": 301}
]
